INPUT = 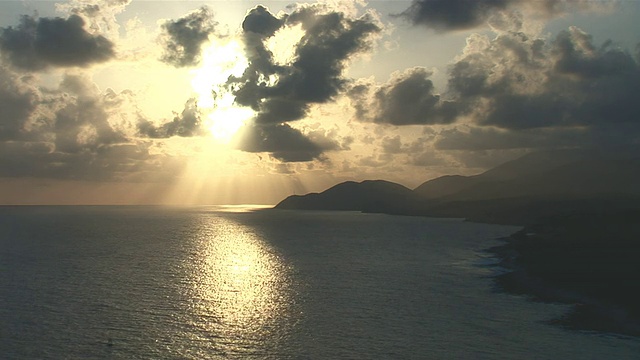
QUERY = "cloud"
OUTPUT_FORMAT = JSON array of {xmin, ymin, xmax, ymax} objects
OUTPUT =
[
  {"xmin": 228, "ymin": 4, "xmax": 382, "ymax": 161},
  {"xmin": 435, "ymin": 126, "xmax": 592, "ymax": 150},
  {"xmin": 137, "ymin": 98, "xmax": 206, "ymax": 138},
  {"xmin": 0, "ymin": 140, "xmax": 175, "ymax": 181},
  {"xmin": 399, "ymin": 0, "xmax": 511, "ymax": 31},
  {"xmin": 53, "ymin": 75, "xmax": 126, "ymax": 153},
  {"xmin": 398, "ymin": 0, "xmax": 613, "ymax": 31},
  {"xmin": 381, "ymin": 135, "xmax": 403, "ymax": 154},
  {"xmin": 427, "ymin": 27, "xmax": 640, "ymax": 153},
  {"xmin": 0, "ymin": 71, "xmax": 185, "ymax": 181},
  {"xmin": 0, "ymin": 66, "xmax": 38, "ymax": 140},
  {"xmin": 350, "ymin": 67, "xmax": 460, "ymax": 125},
  {"xmin": 56, "ymin": 0, "xmax": 133, "ymax": 39},
  {"xmin": 242, "ymin": 5, "xmax": 285, "ymax": 37},
  {"xmin": 233, "ymin": 123, "xmax": 330, "ymax": 162},
  {"xmin": 354, "ymin": 26, "xmax": 640, "ymax": 158},
  {"xmin": 159, "ymin": 7, "xmax": 217, "ymax": 67},
  {"xmin": 232, "ymin": 4, "xmax": 381, "ymax": 117},
  {"xmin": 447, "ymin": 28, "xmax": 640, "ymax": 130},
  {"xmin": 0, "ymin": 14, "xmax": 115, "ymax": 70}
]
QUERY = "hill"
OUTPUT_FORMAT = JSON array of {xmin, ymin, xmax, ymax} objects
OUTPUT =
[
  {"xmin": 275, "ymin": 180, "xmax": 420, "ymax": 213},
  {"xmin": 410, "ymin": 149, "xmax": 640, "ymax": 223},
  {"xmin": 416, "ymin": 148, "xmax": 640, "ymax": 202},
  {"xmin": 277, "ymin": 148, "xmax": 640, "ymax": 223}
]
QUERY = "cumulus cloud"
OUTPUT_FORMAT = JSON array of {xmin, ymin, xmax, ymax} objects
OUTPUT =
[
  {"xmin": 233, "ymin": 123, "xmax": 330, "ymax": 162},
  {"xmin": 399, "ymin": 0, "xmax": 613, "ymax": 31},
  {"xmin": 355, "ymin": 25, "xmax": 640, "ymax": 158},
  {"xmin": 53, "ymin": 75, "xmax": 125, "ymax": 153},
  {"xmin": 0, "ymin": 70, "xmax": 184, "ymax": 181},
  {"xmin": 413, "ymin": 26, "xmax": 640, "ymax": 155},
  {"xmin": 447, "ymin": 27, "xmax": 640, "ymax": 130},
  {"xmin": 0, "ymin": 66, "xmax": 37, "ymax": 140},
  {"xmin": 137, "ymin": 98, "xmax": 206, "ymax": 138},
  {"xmin": 159, "ymin": 7, "xmax": 217, "ymax": 67},
  {"xmin": 232, "ymin": 4, "xmax": 381, "ymax": 117},
  {"xmin": 0, "ymin": 14, "xmax": 115, "ymax": 70},
  {"xmin": 56, "ymin": 0, "xmax": 132, "ymax": 39},
  {"xmin": 241, "ymin": 5, "xmax": 284, "ymax": 37},
  {"xmin": 350, "ymin": 67, "xmax": 459, "ymax": 125},
  {"xmin": 228, "ymin": 4, "xmax": 382, "ymax": 161}
]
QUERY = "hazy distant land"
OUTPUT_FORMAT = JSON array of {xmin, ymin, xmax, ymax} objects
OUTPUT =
[{"xmin": 274, "ymin": 148, "xmax": 640, "ymax": 337}]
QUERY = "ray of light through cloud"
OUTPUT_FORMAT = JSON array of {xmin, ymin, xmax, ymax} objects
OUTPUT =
[
  {"xmin": 0, "ymin": 0, "xmax": 638, "ymax": 204},
  {"xmin": 190, "ymin": 39, "xmax": 253, "ymax": 143}
]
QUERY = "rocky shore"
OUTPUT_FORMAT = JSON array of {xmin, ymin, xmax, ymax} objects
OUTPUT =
[{"xmin": 488, "ymin": 211, "xmax": 640, "ymax": 337}]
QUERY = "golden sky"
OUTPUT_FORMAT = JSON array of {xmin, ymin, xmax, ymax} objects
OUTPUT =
[{"xmin": 0, "ymin": 0, "xmax": 639, "ymax": 204}]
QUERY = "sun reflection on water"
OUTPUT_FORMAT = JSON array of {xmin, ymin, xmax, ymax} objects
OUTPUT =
[{"xmin": 186, "ymin": 215, "xmax": 295, "ymax": 355}]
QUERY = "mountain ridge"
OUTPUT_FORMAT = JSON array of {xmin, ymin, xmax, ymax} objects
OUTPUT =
[{"xmin": 274, "ymin": 148, "xmax": 640, "ymax": 224}]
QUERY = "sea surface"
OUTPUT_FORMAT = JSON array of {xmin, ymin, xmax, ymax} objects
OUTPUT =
[{"xmin": 0, "ymin": 206, "xmax": 638, "ymax": 359}]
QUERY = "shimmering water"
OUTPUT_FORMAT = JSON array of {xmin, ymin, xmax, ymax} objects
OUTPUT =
[{"xmin": 0, "ymin": 206, "xmax": 638, "ymax": 359}]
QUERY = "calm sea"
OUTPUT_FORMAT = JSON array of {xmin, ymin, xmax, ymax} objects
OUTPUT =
[{"xmin": 0, "ymin": 206, "xmax": 638, "ymax": 359}]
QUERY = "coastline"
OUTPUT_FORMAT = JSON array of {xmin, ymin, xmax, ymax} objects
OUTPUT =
[
  {"xmin": 486, "ymin": 211, "xmax": 640, "ymax": 338},
  {"xmin": 275, "ymin": 198, "xmax": 640, "ymax": 338}
]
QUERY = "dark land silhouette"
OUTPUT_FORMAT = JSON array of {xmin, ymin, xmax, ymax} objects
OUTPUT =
[
  {"xmin": 490, "ymin": 212, "xmax": 640, "ymax": 337},
  {"xmin": 274, "ymin": 148, "xmax": 640, "ymax": 337}
]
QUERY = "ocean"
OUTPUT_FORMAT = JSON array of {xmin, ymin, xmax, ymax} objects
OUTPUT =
[{"xmin": 0, "ymin": 206, "xmax": 638, "ymax": 359}]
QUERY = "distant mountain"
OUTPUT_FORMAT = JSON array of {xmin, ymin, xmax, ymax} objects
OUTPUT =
[
  {"xmin": 413, "ymin": 175, "xmax": 478, "ymax": 199},
  {"xmin": 275, "ymin": 148, "xmax": 640, "ymax": 224},
  {"xmin": 275, "ymin": 180, "xmax": 420, "ymax": 213},
  {"xmin": 412, "ymin": 150, "xmax": 580, "ymax": 199},
  {"xmin": 413, "ymin": 150, "xmax": 585, "ymax": 200},
  {"xmin": 416, "ymin": 149, "xmax": 640, "ymax": 203}
]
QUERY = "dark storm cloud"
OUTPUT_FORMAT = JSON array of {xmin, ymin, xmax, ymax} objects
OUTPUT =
[
  {"xmin": 234, "ymin": 123, "xmax": 332, "ymax": 162},
  {"xmin": 0, "ymin": 14, "xmax": 115, "ymax": 70},
  {"xmin": 229, "ymin": 4, "xmax": 381, "ymax": 161},
  {"xmin": 398, "ymin": 0, "xmax": 609, "ymax": 31},
  {"xmin": 350, "ymin": 67, "xmax": 460, "ymax": 125},
  {"xmin": 159, "ymin": 7, "xmax": 217, "ymax": 67},
  {"xmin": 137, "ymin": 99, "xmax": 206, "ymax": 138}
]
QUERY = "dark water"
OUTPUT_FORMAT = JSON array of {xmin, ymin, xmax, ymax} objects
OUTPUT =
[{"xmin": 0, "ymin": 206, "xmax": 638, "ymax": 359}]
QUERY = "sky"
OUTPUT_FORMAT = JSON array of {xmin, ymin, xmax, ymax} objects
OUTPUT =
[{"xmin": 0, "ymin": 0, "xmax": 639, "ymax": 205}]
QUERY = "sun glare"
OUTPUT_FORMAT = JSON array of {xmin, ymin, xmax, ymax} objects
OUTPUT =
[
  {"xmin": 207, "ymin": 95, "xmax": 254, "ymax": 143},
  {"xmin": 265, "ymin": 24, "xmax": 305, "ymax": 65},
  {"xmin": 191, "ymin": 40, "xmax": 253, "ymax": 142}
]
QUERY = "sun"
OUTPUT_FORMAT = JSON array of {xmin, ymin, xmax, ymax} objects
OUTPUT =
[
  {"xmin": 206, "ymin": 93, "xmax": 254, "ymax": 143},
  {"xmin": 191, "ymin": 39, "xmax": 253, "ymax": 143}
]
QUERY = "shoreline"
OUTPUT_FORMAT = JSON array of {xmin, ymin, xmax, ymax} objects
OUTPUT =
[{"xmin": 486, "ymin": 212, "xmax": 640, "ymax": 338}]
